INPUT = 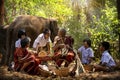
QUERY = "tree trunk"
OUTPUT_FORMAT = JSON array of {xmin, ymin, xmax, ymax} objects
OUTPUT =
[
  {"xmin": 116, "ymin": 0, "xmax": 120, "ymax": 54},
  {"xmin": 119, "ymin": 34, "xmax": 120, "ymax": 55},
  {"xmin": 117, "ymin": 0, "xmax": 120, "ymax": 19},
  {"xmin": 0, "ymin": 0, "xmax": 4, "ymax": 26}
]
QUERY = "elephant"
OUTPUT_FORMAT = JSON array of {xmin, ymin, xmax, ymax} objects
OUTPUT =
[{"xmin": 0, "ymin": 15, "xmax": 58, "ymax": 65}]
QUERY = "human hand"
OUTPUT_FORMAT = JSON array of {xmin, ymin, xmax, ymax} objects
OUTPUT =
[
  {"xmin": 47, "ymin": 51, "xmax": 50, "ymax": 54},
  {"xmin": 59, "ymin": 44, "xmax": 65, "ymax": 48},
  {"xmin": 19, "ymin": 59, "xmax": 23, "ymax": 63},
  {"xmin": 65, "ymin": 45, "xmax": 69, "ymax": 48}
]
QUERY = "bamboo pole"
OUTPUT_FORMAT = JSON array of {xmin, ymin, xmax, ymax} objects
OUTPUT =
[{"xmin": 73, "ymin": 49, "xmax": 86, "ymax": 76}]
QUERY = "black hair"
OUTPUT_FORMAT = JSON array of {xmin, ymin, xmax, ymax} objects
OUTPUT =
[
  {"xmin": 43, "ymin": 28, "xmax": 50, "ymax": 34},
  {"xmin": 18, "ymin": 29, "xmax": 26, "ymax": 38},
  {"xmin": 60, "ymin": 29, "xmax": 66, "ymax": 33},
  {"xmin": 21, "ymin": 37, "xmax": 30, "ymax": 48},
  {"xmin": 59, "ymin": 28, "xmax": 66, "ymax": 37},
  {"xmin": 101, "ymin": 41, "xmax": 110, "ymax": 50},
  {"xmin": 83, "ymin": 38, "xmax": 91, "ymax": 47}
]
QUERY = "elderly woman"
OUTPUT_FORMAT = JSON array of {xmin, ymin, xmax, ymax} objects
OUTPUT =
[{"xmin": 53, "ymin": 29, "xmax": 75, "ymax": 67}]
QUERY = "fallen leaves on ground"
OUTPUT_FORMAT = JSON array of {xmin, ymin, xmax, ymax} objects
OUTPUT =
[{"xmin": 0, "ymin": 66, "xmax": 120, "ymax": 80}]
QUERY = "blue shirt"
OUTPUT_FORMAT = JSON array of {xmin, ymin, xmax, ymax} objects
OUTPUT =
[{"xmin": 101, "ymin": 50, "xmax": 116, "ymax": 67}]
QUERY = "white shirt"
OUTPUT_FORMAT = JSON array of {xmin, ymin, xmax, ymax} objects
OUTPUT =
[
  {"xmin": 101, "ymin": 50, "xmax": 116, "ymax": 67},
  {"xmin": 78, "ymin": 46, "xmax": 94, "ymax": 64},
  {"xmin": 15, "ymin": 39, "xmax": 21, "ymax": 48},
  {"xmin": 33, "ymin": 33, "xmax": 51, "ymax": 49}
]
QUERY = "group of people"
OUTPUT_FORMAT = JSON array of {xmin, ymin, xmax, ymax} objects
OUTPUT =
[
  {"xmin": 78, "ymin": 38, "xmax": 116, "ymax": 72},
  {"xmin": 14, "ymin": 29, "xmax": 42, "ymax": 74},
  {"xmin": 13, "ymin": 28, "xmax": 75, "ymax": 75},
  {"xmin": 13, "ymin": 28, "xmax": 116, "ymax": 76}
]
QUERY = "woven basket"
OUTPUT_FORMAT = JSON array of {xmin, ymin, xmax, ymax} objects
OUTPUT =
[
  {"xmin": 54, "ymin": 59, "xmax": 70, "ymax": 77},
  {"xmin": 39, "ymin": 68, "xmax": 51, "ymax": 77},
  {"xmin": 54, "ymin": 67, "xmax": 69, "ymax": 77},
  {"xmin": 83, "ymin": 65, "xmax": 94, "ymax": 71},
  {"xmin": 38, "ymin": 50, "xmax": 47, "ymax": 57}
]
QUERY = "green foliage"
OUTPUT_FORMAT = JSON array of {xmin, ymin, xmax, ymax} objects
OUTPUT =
[
  {"xmin": 64, "ymin": 0, "xmax": 119, "ymax": 58},
  {"xmin": 90, "ymin": 1, "xmax": 119, "ymax": 58},
  {"xmin": 4, "ymin": 0, "xmax": 72, "ymax": 25},
  {"xmin": 64, "ymin": 14, "xmax": 90, "ymax": 49},
  {"xmin": 91, "ymin": 3, "xmax": 118, "ymax": 47},
  {"xmin": 4, "ymin": 0, "xmax": 119, "ymax": 58}
]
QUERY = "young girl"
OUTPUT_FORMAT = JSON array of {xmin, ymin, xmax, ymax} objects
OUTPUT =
[
  {"xmin": 94, "ymin": 41, "xmax": 116, "ymax": 71},
  {"xmin": 33, "ymin": 28, "xmax": 51, "ymax": 53},
  {"xmin": 14, "ymin": 37, "xmax": 40, "ymax": 73},
  {"xmin": 14, "ymin": 37, "xmax": 32, "ymax": 71}
]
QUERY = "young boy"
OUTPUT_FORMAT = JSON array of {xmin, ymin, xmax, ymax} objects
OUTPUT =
[
  {"xmin": 94, "ymin": 41, "xmax": 116, "ymax": 71},
  {"xmin": 15, "ymin": 29, "xmax": 26, "ymax": 48},
  {"xmin": 33, "ymin": 28, "xmax": 51, "ymax": 53},
  {"xmin": 78, "ymin": 38, "xmax": 94, "ymax": 65}
]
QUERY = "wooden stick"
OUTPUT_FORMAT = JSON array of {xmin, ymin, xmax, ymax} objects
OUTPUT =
[{"xmin": 73, "ymin": 49, "xmax": 86, "ymax": 75}]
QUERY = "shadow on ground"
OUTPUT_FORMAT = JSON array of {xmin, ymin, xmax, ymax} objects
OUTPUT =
[{"xmin": 0, "ymin": 66, "xmax": 120, "ymax": 80}]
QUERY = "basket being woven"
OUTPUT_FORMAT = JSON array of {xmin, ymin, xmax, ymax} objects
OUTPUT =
[
  {"xmin": 54, "ymin": 67, "xmax": 69, "ymax": 77},
  {"xmin": 83, "ymin": 65, "xmax": 94, "ymax": 71},
  {"xmin": 38, "ymin": 50, "xmax": 47, "ymax": 57},
  {"xmin": 54, "ymin": 59, "xmax": 70, "ymax": 77},
  {"xmin": 39, "ymin": 68, "xmax": 52, "ymax": 77}
]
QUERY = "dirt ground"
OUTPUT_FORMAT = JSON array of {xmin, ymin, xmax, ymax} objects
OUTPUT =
[{"xmin": 0, "ymin": 66, "xmax": 120, "ymax": 80}]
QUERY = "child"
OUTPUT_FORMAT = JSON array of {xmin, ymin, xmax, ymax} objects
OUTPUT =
[
  {"xmin": 33, "ymin": 28, "xmax": 51, "ymax": 53},
  {"xmin": 14, "ymin": 37, "xmax": 39, "ymax": 73},
  {"xmin": 33, "ymin": 28, "xmax": 51, "ymax": 66},
  {"xmin": 8, "ymin": 29, "xmax": 26, "ymax": 71},
  {"xmin": 78, "ymin": 38, "xmax": 94, "ymax": 65},
  {"xmin": 94, "ymin": 41, "xmax": 116, "ymax": 71},
  {"xmin": 14, "ymin": 37, "xmax": 32, "ymax": 71},
  {"xmin": 15, "ymin": 29, "xmax": 26, "ymax": 48}
]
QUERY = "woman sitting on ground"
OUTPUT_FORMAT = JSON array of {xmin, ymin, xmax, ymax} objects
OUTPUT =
[{"xmin": 53, "ymin": 28, "xmax": 75, "ymax": 67}]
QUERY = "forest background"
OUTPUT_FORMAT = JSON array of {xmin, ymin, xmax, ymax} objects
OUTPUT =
[{"xmin": 0, "ymin": 0, "xmax": 120, "ymax": 60}]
